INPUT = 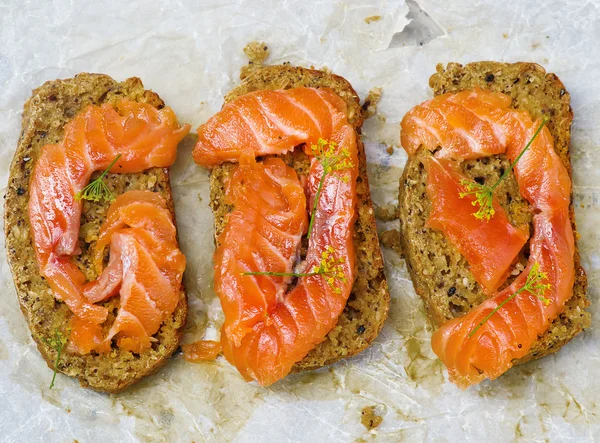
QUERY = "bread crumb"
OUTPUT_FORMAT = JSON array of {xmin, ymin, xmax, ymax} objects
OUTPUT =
[
  {"xmin": 240, "ymin": 42, "xmax": 270, "ymax": 80},
  {"xmin": 362, "ymin": 87, "xmax": 382, "ymax": 119},
  {"xmin": 243, "ymin": 41, "xmax": 269, "ymax": 64},
  {"xmin": 364, "ymin": 15, "xmax": 382, "ymax": 24},
  {"xmin": 361, "ymin": 405, "xmax": 383, "ymax": 429},
  {"xmin": 380, "ymin": 229, "xmax": 401, "ymax": 256},
  {"xmin": 374, "ymin": 204, "xmax": 398, "ymax": 221},
  {"xmin": 386, "ymin": 145, "xmax": 394, "ymax": 155}
]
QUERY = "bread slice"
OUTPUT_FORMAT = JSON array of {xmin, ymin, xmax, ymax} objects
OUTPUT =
[
  {"xmin": 209, "ymin": 65, "xmax": 390, "ymax": 371},
  {"xmin": 399, "ymin": 62, "xmax": 590, "ymax": 366},
  {"xmin": 4, "ymin": 74, "xmax": 187, "ymax": 393}
]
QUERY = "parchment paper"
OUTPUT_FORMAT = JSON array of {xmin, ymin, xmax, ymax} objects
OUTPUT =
[{"xmin": 1, "ymin": 0, "xmax": 599, "ymax": 441}]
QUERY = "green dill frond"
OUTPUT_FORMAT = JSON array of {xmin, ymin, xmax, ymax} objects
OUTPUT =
[
  {"xmin": 459, "ymin": 179, "xmax": 495, "ymax": 221},
  {"xmin": 42, "ymin": 327, "xmax": 71, "ymax": 389},
  {"xmin": 523, "ymin": 262, "xmax": 552, "ymax": 305},
  {"xmin": 311, "ymin": 138, "xmax": 355, "ymax": 173},
  {"xmin": 311, "ymin": 245, "xmax": 346, "ymax": 293},
  {"xmin": 469, "ymin": 262, "xmax": 551, "ymax": 337},
  {"xmin": 76, "ymin": 178, "xmax": 114, "ymax": 203},
  {"xmin": 242, "ymin": 246, "xmax": 346, "ymax": 293},
  {"xmin": 457, "ymin": 117, "xmax": 548, "ymax": 221},
  {"xmin": 307, "ymin": 139, "xmax": 355, "ymax": 239},
  {"xmin": 75, "ymin": 154, "xmax": 122, "ymax": 203}
]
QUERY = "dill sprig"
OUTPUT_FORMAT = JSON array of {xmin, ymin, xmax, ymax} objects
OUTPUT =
[
  {"xmin": 42, "ymin": 327, "xmax": 71, "ymax": 389},
  {"xmin": 75, "ymin": 154, "xmax": 122, "ymax": 202},
  {"xmin": 307, "ymin": 138, "xmax": 354, "ymax": 239},
  {"xmin": 242, "ymin": 246, "xmax": 347, "ymax": 293},
  {"xmin": 469, "ymin": 262, "xmax": 551, "ymax": 338},
  {"xmin": 459, "ymin": 117, "xmax": 549, "ymax": 221}
]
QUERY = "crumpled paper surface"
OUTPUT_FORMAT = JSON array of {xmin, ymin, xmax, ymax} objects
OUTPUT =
[{"xmin": 1, "ymin": 0, "xmax": 599, "ymax": 441}]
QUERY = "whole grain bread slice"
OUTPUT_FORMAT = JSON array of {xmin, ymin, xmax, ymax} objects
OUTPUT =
[
  {"xmin": 399, "ymin": 62, "xmax": 589, "ymax": 366},
  {"xmin": 4, "ymin": 73, "xmax": 187, "ymax": 393},
  {"xmin": 209, "ymin": 65, "xmax": 390, "ymax": 371}
]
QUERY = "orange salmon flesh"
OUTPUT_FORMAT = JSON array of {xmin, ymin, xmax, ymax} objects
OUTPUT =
[
  {"xmin": 29, "ymin": 100, "xmax": 190, "ymax": 354},
  {"xmin": 400, "ymin": 87, "xmax": 575, "ymax": 388},
  {"xmin": 190, "ymin": 87, "xmax": 358, "ymax": 386}
]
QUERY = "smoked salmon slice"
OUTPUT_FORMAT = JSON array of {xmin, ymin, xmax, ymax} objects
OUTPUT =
[
  {"xmin": 191, "ymin": 87, "xmax": 358, "ymax": 385},
  {"xmin": 431, "ymin": 211, "xmax": 574, "ymax": 388},
  {"xmin": 29, "ymin": 100, "xmax": 189, "ymax": 354},
  {"xmin": 182, "ymin": 340, "xmax": 222, "ymax": 362},
  {"xmin": 425, "ymin": 157, "xmax": 529, "ymax": 294},
  {"xmin": 82, "ymin": 191, "xmax": 186, "ymax": 353},
  {"xmin": 213, "ymin": 155, "xmax": 309, "ymax": 347},
  {"xmin": 401, "ymin": 88, "xmax": 575, "ymax": 388},
  {"xmin": 192, "ymin": 88, "xmax": 349, "ymax": 166},
  {"xmin": 401, "ymin": 88, "xmax": 511, "ymax": 160}
]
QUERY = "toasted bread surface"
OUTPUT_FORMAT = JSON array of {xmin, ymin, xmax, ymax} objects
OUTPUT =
[
  {"xmin": 209, "ymin": 65, "xmax": 390, "ymax": 371},
  {"xmin": 399, "ymin": 62, "xmax": 589, "ymax": 366},
  {"xmin": 5, "ymin": 73, "xmax": 187, "ymax": 393}
]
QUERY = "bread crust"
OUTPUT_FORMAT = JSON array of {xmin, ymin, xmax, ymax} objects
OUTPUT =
[
  {"xmin": 5, "ymin": 73, "xmax": 187, "ymax": 393},
  {"xmin": 399, "ymin": 62, "xmax": 590, "ymax": 367},
  {"xmin": 209, "ymin": 65, "xmax": 390, "ymax": 371}
]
